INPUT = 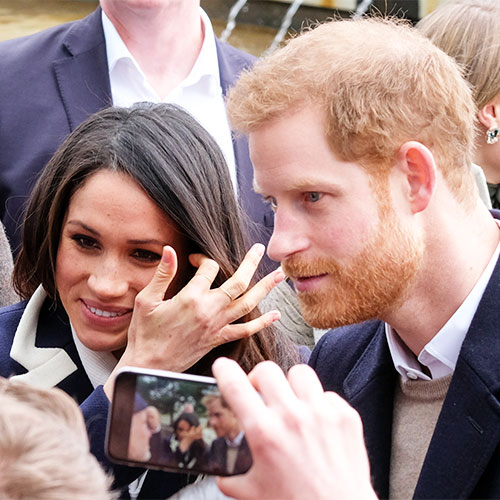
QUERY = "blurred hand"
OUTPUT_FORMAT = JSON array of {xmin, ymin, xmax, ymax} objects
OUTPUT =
[
  {"xmin": 212, "ymin": 358, "xmax": 377, "ymax": 500},
  {"xmin": 179, "ymin": 425, "xmax": 203, "ymax": 452}
]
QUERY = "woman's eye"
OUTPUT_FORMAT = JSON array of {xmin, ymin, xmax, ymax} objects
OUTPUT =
[
  {"xmin": 71, "ymin": 234, "xmax": 98, "ymax": 249},
  {"xmin": 132, "ymin": 249, "xmax": 162, "ymax": 263},
  {"xmin": 306, "ymin": 192, "xmax": 323, "ymax": 203}
]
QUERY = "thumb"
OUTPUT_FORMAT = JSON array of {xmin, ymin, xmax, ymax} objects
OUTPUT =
[
  {"xmin": 139, "ymin": 245, "xmax": 178, "ymax": 303},
  {"xmin": 217, "ymin": 475, "xmax": 252, "ymax": 500}
]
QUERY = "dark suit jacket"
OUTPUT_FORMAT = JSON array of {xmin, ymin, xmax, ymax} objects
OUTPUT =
[
  {"xmin": 0, "ymin": 7, "xmax": 274, "ymax": 261},
  {"xmin": 0, "ymin": 299, "xmax": 189, "ymax": 499},
  {"xmin": 309, "ymin": 241, "xmax": 500, "ymax": 498},
  {"xmin": 207, "ymin": 435, "xmax": 253, "ymax": 475}
]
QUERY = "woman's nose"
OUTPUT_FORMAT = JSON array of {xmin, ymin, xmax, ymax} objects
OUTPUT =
[{"xmin": 87, "ymin": 259, "xmax": 129, "ymax": 298}]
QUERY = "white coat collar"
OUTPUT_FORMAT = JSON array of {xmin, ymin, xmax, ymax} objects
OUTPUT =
[{"xmin": 9, "ymin": 286, "xmax": 77, "ymax": 388}]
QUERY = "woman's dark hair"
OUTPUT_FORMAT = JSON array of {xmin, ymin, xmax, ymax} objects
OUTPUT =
[
  {"xmin": 14, "ymin": 103, "xmax": 298, "ymax": 373},
  {"xmin": 173, "ymin": 412, "xmax": 200, "ymax": 434}
]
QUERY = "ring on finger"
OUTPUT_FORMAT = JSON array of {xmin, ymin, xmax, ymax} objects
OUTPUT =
[{"xmin": 219, "ymin": 286, "xmax": 233, "ymax": 301}]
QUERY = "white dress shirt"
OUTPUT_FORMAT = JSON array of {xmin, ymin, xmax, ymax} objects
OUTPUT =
[
  {"xmin": 386, "ymin": 224, "xmax": 500, "ymax": 381},
  {"xmin": 101, "ymin": 9, "xmax": 237, "ymax": 192}
]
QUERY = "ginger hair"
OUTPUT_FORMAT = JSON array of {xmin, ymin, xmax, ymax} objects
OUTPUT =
[{"xmin": 227, "ymin": 17, "xmax": 477, "ymax": 205}]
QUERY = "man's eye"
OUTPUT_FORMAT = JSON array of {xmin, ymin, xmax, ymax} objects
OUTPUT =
[
  {"xmin": 72, "ymin": 234, "xmax": 98, "ymax": 249},
  {"xmin": 306, "ymin": 192, "xmax": 322, "ymax": 203},
  {"xmin": 132, "ymin": 249, "xmax": 162, "ymax": 263}
]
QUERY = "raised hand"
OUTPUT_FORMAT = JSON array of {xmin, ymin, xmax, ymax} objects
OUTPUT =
[
  {"xmin": 212, "ymin": 358, "xmax": 377, "ymax": 500},
  {"xmin": 104, "ymin": 244, "xmax": 284, "ymax": 398}
]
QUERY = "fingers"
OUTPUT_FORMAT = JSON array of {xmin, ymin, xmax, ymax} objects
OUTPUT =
[
  {"xmin": 217, "ymin": 310, "xmax": 281, "ymax": 344},
  {"xmin": 287, "ymin": 364, "xmax": 326, "ymax": 404},
  {"xmin": 248, "ymin": 361, "xmax": 298, "ymax": 411},
  {"xmin": 189, "ymin": 254, "xmax": 220, "ymax": 285},
  {"xmin": 228, "ymin": 267, "xmax": 285, "ymax": 314},
  {"xmin": 212, "ymin": 357, "xmax": 267, "ymax": 429},
  {"xmin": 188, "ymin": 245, "xmax": 281, "ymax": 313},
  {"xmin": 136, "ymin": 246, "xmax": 178, "ymax": 305},
  {"xmin": 217, "ymin": 243, "xmax": 265, "ymax": 300}
]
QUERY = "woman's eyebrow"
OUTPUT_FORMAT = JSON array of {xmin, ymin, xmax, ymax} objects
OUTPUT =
[{"xmin": 65, "ymin": 220, "xmax": 100, "ymax": 236}]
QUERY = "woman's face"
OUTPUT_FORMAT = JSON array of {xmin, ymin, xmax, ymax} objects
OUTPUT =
[
  {"xmin": 175, "ymin": 419, "xmax": 192, "ymax": 439},
  {"xmin": 55, "ymin": 170, "xmax": 190, "ymax": 355}
]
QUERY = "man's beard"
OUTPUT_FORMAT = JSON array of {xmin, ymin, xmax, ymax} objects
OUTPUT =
[{"xmin": 282, "ymin": 207, "xmax": 423, "ymax": 329}]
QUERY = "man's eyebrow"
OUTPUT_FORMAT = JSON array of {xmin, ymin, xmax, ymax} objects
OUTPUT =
[{"xmin": 253, "ymin": 178, "xmax": 344, "ymax": 196}]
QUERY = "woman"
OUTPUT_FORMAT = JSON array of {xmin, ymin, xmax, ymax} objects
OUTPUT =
[
  {"xmin": 170, "ymin": 412, "xmax": 207, "ymax": 470},
  {"xmin": 0, "ymin": 103, "xmax": 300, "ymax": 498},
  {"xmin": 417, "ymin": 0, "xmax": 500, "ymax": 208}
]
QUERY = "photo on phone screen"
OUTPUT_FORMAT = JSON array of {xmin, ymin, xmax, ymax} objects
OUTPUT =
[{"xmin": 106, "ymin": 368, "xmax": 252, "ymax": 476}]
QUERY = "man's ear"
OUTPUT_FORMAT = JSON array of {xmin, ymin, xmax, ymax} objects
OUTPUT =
[
  {"xmin": 396, "ymin": 141, "xmax": 436, "ymax": 214},
  {"xmin": 477, "ymin": 97, "xmax": 499, "ymax": 129}
]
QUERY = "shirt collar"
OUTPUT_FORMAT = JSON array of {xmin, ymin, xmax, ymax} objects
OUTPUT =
[
  {"xmin": 101, "ymin": 8, "xmax": 220, "ymax": 98},
  {"xmin": 386, "ymin": 221, "xmax": 500, "ymax": 381},
  {"xmin": 183, "ymin": 9, "xmax": 221, "ymax": 89},
  {"xmin": 225, "ymin": 431, "xmax": 245, "ymax": 448},
  {"xmin": 102, "ymin": 10, "xmax": 137, "ymax": 76},
  {"xmin": 71, "ymin": 322, "xmax": 117, "ymax": 389}
]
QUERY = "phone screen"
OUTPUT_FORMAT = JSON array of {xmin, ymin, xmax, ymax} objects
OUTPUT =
[{"xmin": 106, "ymin": 368, "xmax": 252, "ymax": 476}]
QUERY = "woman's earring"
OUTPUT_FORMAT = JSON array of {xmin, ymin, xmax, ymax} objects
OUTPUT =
[{"xmin": 487, "ymin": 127, "xmax": 499, "ymax": 145}]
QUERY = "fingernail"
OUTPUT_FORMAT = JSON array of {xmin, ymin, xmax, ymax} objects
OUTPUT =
[
  {"xmin": 273, "ymin": 268, "xmax": 285, "ymax": 283},
  {"xmin": 212, "ymin": 357, "xmax": 230, "ymax": 372},
  {"xmin": 271, "ymin": 311, "xmax": 281, "ymax": 321},
  {"xmin": 253, "ymin": 243, "xmax": 265, "ymax": 257},
  {"xmin": 162, "ymin": 246, "xmax": 174, "ymax": 262}
]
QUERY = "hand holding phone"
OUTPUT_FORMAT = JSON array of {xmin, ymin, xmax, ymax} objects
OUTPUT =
[
  {"xmin": 106, "ymin": 367, "xmax": 253, "ymax": 476},
  {"xmin": 212, "ymin": 358, "xmax": 377, "ymax": 500}
]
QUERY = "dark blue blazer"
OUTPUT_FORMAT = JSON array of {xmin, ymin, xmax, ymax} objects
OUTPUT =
[
  {"xmin": 207, "ymin": 435, "xmax": 252, "ymax": 475},
  {"xmin": 309, "ymin": 250, "xmax": 500, "ymax": 498},
  {"xmin": 0, "ymin": 7, "xmax": 274, "ymax": 259},
  {"xmin": 0, "ymin": 299, "xmax": 190, "ymax": 499}
]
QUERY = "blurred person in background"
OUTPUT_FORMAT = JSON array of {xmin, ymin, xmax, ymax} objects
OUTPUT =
[
  {"xmin": 0, "ymin": 376, "xmax": 114, "ymax": 500},
  {"xmin": 417, "ymin": 0, "xmax": 500, "ymax": 208}
]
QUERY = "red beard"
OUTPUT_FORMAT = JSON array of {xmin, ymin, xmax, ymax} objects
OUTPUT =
[{"xmin": 282, "ymin": 209, "xmax": 423, "ymax": 329}]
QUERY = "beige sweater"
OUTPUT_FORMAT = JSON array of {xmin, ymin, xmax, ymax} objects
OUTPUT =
[{"xmin": 389, "ymin": 374, "xmax": 453, "ymax": 499}]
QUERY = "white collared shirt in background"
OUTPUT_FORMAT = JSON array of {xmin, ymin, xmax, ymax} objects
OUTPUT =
[
  {"xmin": 386, "ymin": 223, "xmax": 500, "ymax": 381},
  {"xmin": 224, "ymin": 430, "xmax": 245, "ymax": 448},
  {"xmin": 101, "ymin": 9, "xmax": 237, "ymax": 193}
]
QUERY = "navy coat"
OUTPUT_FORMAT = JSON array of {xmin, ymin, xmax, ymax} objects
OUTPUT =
[
  {"xmin": 309, "ymin": 241, "xmax": 500, "ymax": 499},
  {"xmin": 0, "ymin": 296, "xmax": 191, "ymax": 499},
  {"xmin": 207, "ymin": 435, "xmax": 253, "ymax": 476},
  {"xmin": 0, "ymin": 7, "xmax": 274, "ymax": 260}
]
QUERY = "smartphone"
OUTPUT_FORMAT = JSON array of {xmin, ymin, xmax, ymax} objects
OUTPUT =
[{"xmin": 106, "ymin": 367, "xmax": 252, "ymax": 476}]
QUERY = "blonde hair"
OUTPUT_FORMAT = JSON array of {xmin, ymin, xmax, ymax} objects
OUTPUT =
[
  {"xmin": 202, "ymin": 393, "xmax": 228, "ymax": 409},
  {"xmin": 0, "ymin": 378, "xmax": 114, "ymax": 500},
  {"xmin": 227, "ymin": 17, "xmax": 477, "ymax": 204},
  {"xmin": 417, "ymin": 0, "xmax": 500, "ymax": 110}
]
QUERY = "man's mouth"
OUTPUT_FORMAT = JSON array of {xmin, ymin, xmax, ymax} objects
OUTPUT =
[{"xmin": 291, "ymin": 274, "xmax": 328, "ymax": 292}]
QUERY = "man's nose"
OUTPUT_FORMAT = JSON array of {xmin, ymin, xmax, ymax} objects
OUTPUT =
[{"xmin": 267, "ymin": 211, "xmax": 309, "ymax": 263}]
